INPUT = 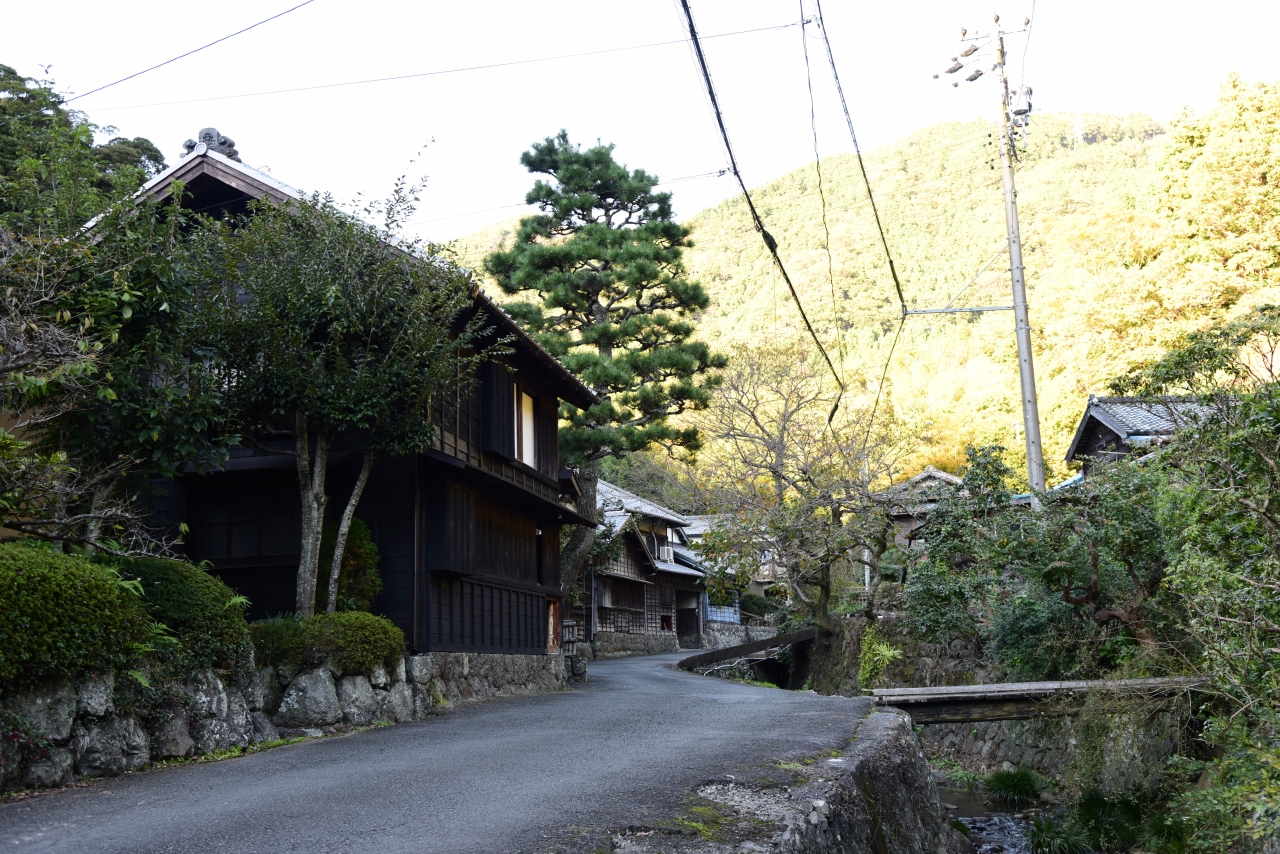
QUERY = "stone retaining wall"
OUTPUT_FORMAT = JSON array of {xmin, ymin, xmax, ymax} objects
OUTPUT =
[
  {"xmin": 3, "ymin": 650, "xmax": 569, "ymax": 793},
  {"xmin": 918, "ymin": 711, "xmax": 1182, "ymax": 791},
  {"xmin": 589, "ymin": 631, "xmax": 679, "ymax": 659},
  {"xmin": 700, "ymin": 621, "xmax": 776, "ymax": 651}
]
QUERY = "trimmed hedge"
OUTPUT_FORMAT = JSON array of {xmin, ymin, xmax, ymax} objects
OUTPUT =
[
  {"xmin": 251, "ymin": 611, "xmax": 404, "ymax": 676},
  {"xmin": 103, "ymin": 556, "xmax": 252, "ymax": 678},
  {"xmin": 0, "ymin": 543, "xmax": 150, "ymax": 690}
]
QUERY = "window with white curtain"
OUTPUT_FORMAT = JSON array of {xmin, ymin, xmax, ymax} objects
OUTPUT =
[{"xmin": 514, "ymin": 386, "xmax": 537, "ymax": 467}]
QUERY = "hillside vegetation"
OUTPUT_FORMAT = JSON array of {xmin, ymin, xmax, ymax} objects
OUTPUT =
[{"xmin": 456, "ymin": 76, "xmax": 1280, "ymax": 482}]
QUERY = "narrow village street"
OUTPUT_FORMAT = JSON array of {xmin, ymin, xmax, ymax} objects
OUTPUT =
[{"xmin": 0, "ymin": 655, "xmax": 871, "ymax": 854}]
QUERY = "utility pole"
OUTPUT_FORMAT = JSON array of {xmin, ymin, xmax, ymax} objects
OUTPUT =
[
  {"xmin": 924, "ymin": 17, "xmax": 1047, "ymax": 496},
  {"xmin": 994, "ymin": 20, "xmax": 1046, "ymax": 496}
]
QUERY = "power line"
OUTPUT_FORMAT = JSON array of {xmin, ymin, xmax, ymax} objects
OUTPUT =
[
  {"xmin": 813, "ymin": 0, "xmax": 906, "ymax": 317},
  {"xmin": 675, "ymin": 0, "xmax": 845, "ymax": 414},
  {"xmin": 70, "ymin": 0, "xmax": 319, "ymax": 104},
  {"xmin": 1022, "ymin": 0, "xmax": 1037, "ymax": 87},
  {"xmin": 423, "ymin": 169, "xmax": 729, "ymax": 225},
  {"xmin": 85, "ymin": 21, "xmax": 803, "ymax": 113},
  {"xmin": 0, "ymin": 0, "xmax": 319, "ymax": 132},
  {"xmin": 798, "ymin": 3, "xmax": 844, "ymax": 380}
]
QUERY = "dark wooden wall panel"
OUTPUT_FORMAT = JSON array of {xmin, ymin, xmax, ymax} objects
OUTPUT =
[
  {"xmin": 476, "ymin": 499, "xmax": 537, "ymax": 583},
  {"xmin": 357, "ymin": 456, "xmax": 416, "ymax": 639},
  {"xmin": 428, "ymin": 575, "xmax": 546, "ymax": 654}
]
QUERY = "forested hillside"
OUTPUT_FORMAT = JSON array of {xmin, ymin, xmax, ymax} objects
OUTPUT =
[{"xmin": 456, "ymin": 77, "xmax": 1280, "ymax": 482}]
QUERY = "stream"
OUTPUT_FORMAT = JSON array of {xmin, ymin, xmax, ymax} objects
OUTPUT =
[{"xmin": 938, "ymin": 785, "xmax": 1034, "ymax": 853}]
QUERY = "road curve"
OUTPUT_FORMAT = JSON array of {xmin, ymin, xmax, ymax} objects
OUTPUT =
[{"xmin": 0, "ymin": 652, "xmax": 871, "ymax": 854}]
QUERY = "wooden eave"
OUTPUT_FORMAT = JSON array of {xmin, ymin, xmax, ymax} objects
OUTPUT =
[
  {"xmin": 1065, "ymin": 407, "xmax": 1129, "ymax": 462},
  {"xmin": 468, "ymin": 291, "xmax": 597, "ymax": 411}
]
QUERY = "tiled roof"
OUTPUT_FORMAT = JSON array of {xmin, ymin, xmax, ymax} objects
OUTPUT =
[
  {"xmin": 597, "ymin": 480, "xmax": 690, "ymax": 527},
  {"xmin": 1089, "ymin": 396, "xmax": 1209, "ymax": 436},
  {"xmin": 1066, "ymin": 395, "xmax": 1213, "ymax": 461}
]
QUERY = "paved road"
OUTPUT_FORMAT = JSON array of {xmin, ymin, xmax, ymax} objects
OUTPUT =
[{"xmin": 0, "ymin": 653, "xmax": 872, "ymax": 854}]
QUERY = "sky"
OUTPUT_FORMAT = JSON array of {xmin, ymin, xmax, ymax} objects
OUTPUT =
[{"xmin": 4, "ymin": 1, "xmax": 1280, "ymax": 242}]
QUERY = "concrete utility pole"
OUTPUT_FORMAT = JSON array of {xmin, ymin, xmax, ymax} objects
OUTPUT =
[
  {"xmin": 921, "ymin": 16, "xmax": 1048, "ymax": 496},
  {"xmin": 995, "ymin": 22, "xmax": 1046, "ymax": 496}
]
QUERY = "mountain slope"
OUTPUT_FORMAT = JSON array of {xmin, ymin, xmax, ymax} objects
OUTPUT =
[{"xmin": 456, "ymin": 90, "xmax": 1280, "ymax": 480}]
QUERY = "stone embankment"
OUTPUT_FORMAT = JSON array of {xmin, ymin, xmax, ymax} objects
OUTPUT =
[
  {"xmin": 589, "ymin": 624, "xmax": 778, "ymax": 660},
  {"xmin": 919, "ymin": 712, "xmax": 1182, "ymax": 789},
  {"xmin": 1, "ymin": 651, "xmax": 567, "ymax": 793},
  {"xmin": 573, "ymin": 709, "xmax": 969, "ymax": 854}
]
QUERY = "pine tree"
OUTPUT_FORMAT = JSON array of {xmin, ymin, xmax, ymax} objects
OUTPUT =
[{"xmin": 485, "ymin": 131, "xmax": 725, "ymax": 591}]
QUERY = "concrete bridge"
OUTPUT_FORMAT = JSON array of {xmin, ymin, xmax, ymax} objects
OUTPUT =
[{"xmin": 870, "ymin": 677, "xmax": 1207, "ymax": 724}]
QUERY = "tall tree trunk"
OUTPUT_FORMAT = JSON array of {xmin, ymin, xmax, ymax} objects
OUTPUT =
[
  {"xmin": 560, "ymin": 458, "xmax": 600, "ymax": 597},
  {"xmin": 326, "ymin": 451, "xmax": 375, "ymax": 613},
  {"xmin": 294, "ymin": 412, "xmax": 331, "ymax": 618}
]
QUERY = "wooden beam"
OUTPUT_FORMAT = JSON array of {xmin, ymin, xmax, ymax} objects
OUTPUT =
[{"xmin": 677, "ymin": 628, "xmax": 817, "ymax": 671}]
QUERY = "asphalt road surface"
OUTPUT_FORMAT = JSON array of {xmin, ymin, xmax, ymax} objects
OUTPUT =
[{"xmin": 0, "ymin": 652, "xmax": 872, "ymax": 853}]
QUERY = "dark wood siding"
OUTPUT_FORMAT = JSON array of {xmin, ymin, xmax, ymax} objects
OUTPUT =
[
  {"xmin": 537, "ymin": 395, "xmax": 559, "ymax": 478},
  {"xmin": 427, "ymin": 575, "xmax": 547, "ymax": 654},
  {"xmin": 355, "ymin": 456, "xmax": 417, "ymax": 638},
  {"xmin": 480, "ymin": 361, "xmax": 515, "ymax": 459},
  {"xmin": 476, "ymin": 499, "xmax": 537, "ymax": 583}
]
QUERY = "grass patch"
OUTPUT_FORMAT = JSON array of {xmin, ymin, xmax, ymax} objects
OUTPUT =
[{"xmin": 983, "ymin": 767, "xmax": 1041, "ymax": 807}]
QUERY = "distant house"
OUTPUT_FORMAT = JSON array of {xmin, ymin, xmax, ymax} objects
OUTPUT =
[
  {"xmin": 1064, "ymin": 395, "xmax": 1210, "ymax": 471},
  {"xmin": 145, "ymin": 129, "xmax": 596, "ymax": 658},
  {"xmin": 876, "ymin": 466, "xmax": 965, "ymax": 547},
  {"xmin": 582, "ymin": 481, "xmax": 707, "ymax": 655},
  {"xmin": 683, "ymin": 514, "xmax": 782, "ymax": 597}
]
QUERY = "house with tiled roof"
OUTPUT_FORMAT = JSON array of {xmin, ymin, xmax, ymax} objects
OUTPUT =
[
  {"xmin": 1065, "ymin": 395, "xmax": 1211, "ymax": 471},
  {"xmin": 581, "ymin": 481, "xmax": 708, "ymax": 656},
  {"xmin": 146, "ymin": 128, "xmax": 596, "ymax": 658}
]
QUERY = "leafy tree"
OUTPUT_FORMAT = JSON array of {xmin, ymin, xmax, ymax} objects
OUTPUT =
[
  {"xmin": 192, "ymin": 190, "xmax": 493, "ymax": 616},
  {"xmin": 1113, "ymin": 306, "xmax": 1280, "ymax": 714},
  {"xmin": 483, "ymin": 131, "xmax": 725, "ymax": 592},
  {"xmin": 0, "ymin": 65, "xmax": 225, "ymax": 552}
]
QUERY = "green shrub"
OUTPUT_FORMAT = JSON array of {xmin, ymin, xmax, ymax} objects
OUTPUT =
[
  {"xmin": 990, "ymin": 591, "xmax": 1099, "ymax": 681},
  {"xmin": 739, "ymin": 594, "xmax": 777, "ymax": 617},
  {"xmin": 305, "ymin": 612, "xmax": 404, "ymax": 674},
  {"xmin": 983, "ymin": 767, "xmax": 1041, "ymax": 807},
  {"xmin": 858, "ymin": 625, "xmax": 903, "ymax": 689},
  {"xmin": 104, "ymin": 556, "xmax": 251, "ymax": 677},
  {"xmin": 249, "ymin": 615, "xmax": 307, "ymax": 671},
  {"xmin": 0, "ymin": 542, "xmax": 149, "ymax": 689},
  {"xmin": 251, "ymin": 612, "xmax": 404, "ymax": 675},
  {"xmin": 1075, "ymin": 788, "xmax": 1143, "ymax": 852},
  {"xmin": 1029, "ymin": 813, "xmax": 1089, "ymax": 854},
  {"xmin": 316, "ymin": 519, "xmax": 383, "ymax": 612}
]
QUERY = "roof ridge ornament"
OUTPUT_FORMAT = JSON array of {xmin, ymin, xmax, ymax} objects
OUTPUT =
[{"xmin": 182, "ymin": 127, "xmax": 241, "ymax": 162}]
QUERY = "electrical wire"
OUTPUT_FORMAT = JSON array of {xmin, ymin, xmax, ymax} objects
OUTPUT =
[
  {"xmin": 0, "ymin": 0, "xmax": 318, "ymax": 131},
  {"xmin": 421, "ymin": 169, "xmax": 729, "ymax": 225},
  {"xmin": 797, "ymin": 3, "xmax": 845, "ymax": 381},
  {"xmin": 811, "ymin": 0, "xmax": 912, "ymax": 450},
  {"xmin": 85, "ymin": 21, "xmax": 804, "ymax": 114},
  {"xmin": 675, "ymin": 0, "xmax": 845, "ymax": 416},
  {"xmin": 813, "ymin": 0, "xmax": 906, "ymax": 317}
]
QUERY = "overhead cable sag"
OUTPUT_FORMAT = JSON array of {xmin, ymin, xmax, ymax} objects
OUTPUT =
[
  {"xmin": 86, "ymin": 22, "xmax": 804, "ymax": 113},
  {"xmin": 813, "ymin": 0, "xmax": 907, "ymax": 318},
  {"xmin": 810, "ymin": 0, "xmax": 907, "ymax": 449},
  {"xmin": 0, "ymin": 0, "xmax": 319, "ymax": 131},
  {"xmin": 798, "ymin": 1, "xmax": 846, "ymax": 381},
  {"xmin": 675, "ymin": 0, "xmax": 846, "ymax": 417}
]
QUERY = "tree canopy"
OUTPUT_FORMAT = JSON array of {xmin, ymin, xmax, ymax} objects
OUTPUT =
[{"xmin": 484, "ymin": 131, "xmax": 724, "ymax": 589}]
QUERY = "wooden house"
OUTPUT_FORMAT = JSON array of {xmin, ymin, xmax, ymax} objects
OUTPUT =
[
  {"xmin": 876, "ymin": 466, "xmax": 965, "ymax": 547},
  {"xmin": 1064, "ymin": 395, "xmax": 1210, "ymax": 473},
  {"xmin": 144, "ymin": 130, "xmax": 596, "ymax": 656},
  {"xmin": 582, "ymin": 481, "xmax": 706, "ymax": 655}
]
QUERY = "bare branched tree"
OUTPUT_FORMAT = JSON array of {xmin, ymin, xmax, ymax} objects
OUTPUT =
[{"xmin": 694, "ymin": 341, "xmax": 915, "ymax": 625}]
